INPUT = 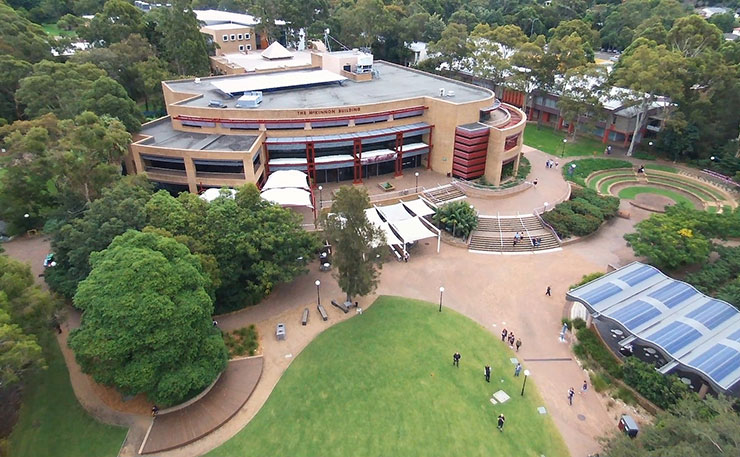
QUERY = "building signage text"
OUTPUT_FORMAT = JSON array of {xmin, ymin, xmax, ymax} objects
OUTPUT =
[{"xmin": 295, "ymin": 107, "xmax": 362, "ymax": 116}]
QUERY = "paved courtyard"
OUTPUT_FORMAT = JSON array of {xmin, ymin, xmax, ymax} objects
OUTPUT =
[{"xmin": 3, "ymin": 148, "xmax": 657, "ymax": 457}]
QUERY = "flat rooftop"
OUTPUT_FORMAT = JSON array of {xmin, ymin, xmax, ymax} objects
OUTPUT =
[
  {"xmin": 166, "ymin": 62, "xmax": 492, "ymax": 109},
  {"xmin": 138, "ymin": 118, "xmax": 257, "ymax": 151},
  {"xmin": 215, "ymin": 50, "xmax": 314, "ymax": 72}
]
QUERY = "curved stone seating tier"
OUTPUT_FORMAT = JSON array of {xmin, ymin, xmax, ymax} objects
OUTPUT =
[
  {"xmin": 139, "ymin": 356, "xmax": 263, "ymax": 454},
  {"xmin": 584, "ymin": 168, "xmax": 634, "ymax": 190}
]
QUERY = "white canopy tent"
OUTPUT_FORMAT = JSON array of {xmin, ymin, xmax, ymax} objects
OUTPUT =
[
  {"xmin": 391, "ymin": 216, "xmax": 441, "ymax": 254},
  {"xmin": 199, "ymin": 188, "xmax": 237, "ymax": 202},
  {"xmin": 402, "ymin": 198, "xmax": 436, "ymax": 217},
  {"xmin": 261, "ymin": 170, "xmax": 310, "ymax": 191},
  {"xmin": 364, "ymin": 208, "xmax": 403, "ymax": 246},
  {"xmin": 260, "ymin": 188, "xmax": 313, "ymax": 208},
  {"xmin": 377, "ymin": 202, "xmax": 413, "ymax": 222}
]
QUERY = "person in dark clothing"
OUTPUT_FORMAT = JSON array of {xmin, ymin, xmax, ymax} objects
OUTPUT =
[
  {"xmin": 497, "ymin": 414, "xmax": 506, "ymax": 431},
  {"xmin": 484, "ymin": 365, "xmax": 491, "ymax": 382},
  {"xmin": 568, "ymin": 387, "xmax": 575, "ymax": 405},
  {"xmin": 453, "ymin": 352, "xmax": 461, "ymax": 367},
  {"xmin": 152, "ymin": 405, "xmax": 159, "ymax": 417},
  {"xmin": 515, "ymin": 338, "xmax": 522, "ymax": 352},
  {"xmin": 546, "ymin": 286, "xmax": 551, "ymax": 296},
  {"xmin": 501, "ymin": 328, "xmax": 508, "ymax": 341}
]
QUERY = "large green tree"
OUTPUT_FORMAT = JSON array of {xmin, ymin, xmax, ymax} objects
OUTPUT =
[
  {"xmin": 321, "ymin": 186, "xmax": 385, "ymax": 302},
  {"xmin": 15, "ymin": 61, "xmax": 141, "ymax": 131},
  {"xmin": 151, "ymin": 0, "xmax": 210, "ymax": 76},
  {"xmin": 79, "ymin": 0, "xmax": 146, "ymax": 46},
  {"xmin": 0, "ymin": 55, "xmax": 32, "ymax": 123},
  {"xmin": 0, "ymin": 113, "xmax": 132, "ymax": 235},
  {"xmin": 68, "ymin": 230, "xmax": 228, "ymax": 406},
  {"xmin": 603, "ymin": 394, "xmax": 740, "ymax": 457},
  {"xmin": 0, "ymin": 2, "xmax": 52, "ymax": 63},
  {"xmin": 45, "ymin": 175, "xmax": 153, "ymax": 298}
]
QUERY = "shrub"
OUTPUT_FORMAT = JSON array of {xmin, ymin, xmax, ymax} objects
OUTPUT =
[
  {"xmin": 590, "ymin": 372, "xmax": 610, "ymax": 392},
  {"xmin": 615, "ymin": 386, "xmax": 637, "ymax": 405},
  {"xmin": 432, "ymin": 200, "xmax": 478, "ymax": 238},
  {"xmin": 570, "ymin": 271, "xmax": 605, "ymax": 289},
  {"xmin": 572, "ymin": 318, "xmax": 587, "ymax": 329},
  {"xmin": 223, "ymin": 324, "xmax": 259, "ymax": 358},
  {"xmin": 574, "ymin": 327, "xmax": 622, "ymax": 379},
  {"xmin": 542, "ymin": 188, "xmax": 619, "ymax": 239},
  {"xmin": 621, "ymin": 357, "xmax": 690, "ymax": 409}
]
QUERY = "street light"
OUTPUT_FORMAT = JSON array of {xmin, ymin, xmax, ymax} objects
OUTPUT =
[
  {"xmin": 315, "ymin": 280, "xmax": 321, "ymax": 306},
  {"xmin": 439, "ymin": 286, "xmax": 445, "ymax": 312},
  {"xmin": 561, "ymin": 138, "xmax": 567, "ymax": 158},
  {"xmin": 318, "ymin": 185, "xmax": 323, "ymax": 209},
  {"xmin": 23, "ymin": 213, "xmax": 30, "ymax": 218},
  {"xmin": 415, "ymin": 172, "xmax": 419, "ymax": 193},
  {"xmin": 520, "ymin": 369, "xmax": 531, "ymax": 396}
]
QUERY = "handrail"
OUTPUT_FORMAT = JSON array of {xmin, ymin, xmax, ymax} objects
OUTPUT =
[
  {"xmin": 498, "ymin": 211, "xmax": 503, "ymax": 250},
  {"xmin": 452, "ymin": 177, "xmax": 532, "ymax": 195},
  {"xmin": 534, "ymin": 210, "xmax": 562, "ymax": 244},
  {"xmin": 517, "ymin": 211, "xmax": 534, "ymax": 252}
]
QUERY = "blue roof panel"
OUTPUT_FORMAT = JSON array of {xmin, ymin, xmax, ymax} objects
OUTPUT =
[
  {"xmin": 580, "ymin": 283, "xmax": 623, "ymax": 307},
  {"xmin": 618, "ymin": 264, "xmax": 659, "ymax": 286},
  {"xmin": 690, "ymin": 344, "xmax": 740, "ymax": 383},
  {"xmin": 648, "ymin": 282, "xmax": 697, "ymax": 308},
  {"xmin": 686, "ymin": 300, "xmax": 737, "ymax": 330},
  {"xmin": 610, "ymin": 300, "xmax": 661, "ymax": 330},
  {"xmin": 647, "ymin": 321, "xmax": 702, "ymax": 353}
]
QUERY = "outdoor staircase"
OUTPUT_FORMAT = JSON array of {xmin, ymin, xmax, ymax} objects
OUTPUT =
[
  {"xmin": 469, "ymin": 214, "xmax": 561, "ymax": 254},
  {"xmin": 422, "ymin": 184, "xmax": 466, "ymax": 206}
]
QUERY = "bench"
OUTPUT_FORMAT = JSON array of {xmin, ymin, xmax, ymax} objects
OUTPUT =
[
  {"xmin": 301, "ymin": 308, "xmax": 309, "ymax": 326},
  {"xmin": 317, "ymin": 303, "xmax": 328, "ymax": 321},
  {"xmin": 331, "ymin": 299, "xmax": 349, "ymax": 313}
]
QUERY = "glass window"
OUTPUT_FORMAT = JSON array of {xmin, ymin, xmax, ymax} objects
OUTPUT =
[
  {"xmin": 222, "ymin": 35, "xmax": 228, "ymax": 41},
  {"xmin": 246, "ymin": 44, "xmax": 252, "ymax": 51},
  {"xmin": 230, "ymin": 34, "xmax": 236, "ymax": 41},
  {"xmin": 245, "ymin": 33, "xmax": 251, "ymax": 40},
  {"xmin": 239, "ymin": 45, "xmax": 244, "ymax": 52},
  {"xmin": 238, "ymin": 33, "xmax": 243, "ymax": 40}
]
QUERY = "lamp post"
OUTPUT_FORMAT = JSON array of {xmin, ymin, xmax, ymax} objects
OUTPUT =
[
  {"xmin": 438, "ymin": 286, "xmax": 444, "ymax": 312},
  {"xmin": 520, "ymin": 369, "xmax": 531, "ymax": 396},
  {"xmin": 318, "ymin": 185, "xmax": 323, "ymax": 209},
  {"xmin": 315, "ymin": 280, "xmax": 321, "ymax": 307},
  {"xmin": 528, "ymin": 17, "xmax": 541, "ymax": 37},
  {"xmin": 561, "ymin": 138, "xmax": 567, "ymax": 158},
  {"xmin": 415, "ymin": 172, "xmax": 419, "ymax": 193}
]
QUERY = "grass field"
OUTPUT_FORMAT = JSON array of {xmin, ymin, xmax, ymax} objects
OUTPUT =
[
  {"xmin": 208, "ymin": 296, "xmax": 568, "ymax": 457},
  {"xmin": 524, "ymin": 124, "xmax": 605, "ymax": 157},
  {"xmin": 41, "ymin": 23, "xmax": 76, "ymax": 37},
  {"xmin": 8, "ymin": 333, "xmax": 127, "ymax": 457},
  {"xmin": 617, "ymin": 186, "xmax": 695, "ymax": 207}
]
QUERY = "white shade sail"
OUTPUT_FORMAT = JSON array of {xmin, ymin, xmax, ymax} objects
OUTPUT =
[
  {"xmin": 260, "ymin": 188, "xmax": 313, "ymax": 208},
  {"xmin": 377, "ymin": 202, "xmax": 413, "ymax": 222},
  {"xmin": 199, "ymin": 188, "xmax": 236, "ymax": 202},
  {"xmin": 402, "ymin": 198, "xmax": 436, "ymax": 217},
  {"xmin": 391, "ymin": 217, "xmax": 438, "ymax": 243},
  {"xmin": 262, "ymin": 170, "xmax": 310, "ymax": 191},
  {"xmin": 365, "ymin": 208, "xmax": 402, "ymax": 246}
]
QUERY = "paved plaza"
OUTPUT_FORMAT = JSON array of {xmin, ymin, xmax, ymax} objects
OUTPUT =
[{"xmin": 4, "ymin": 148, "xmax": 660, "ymax": 457}]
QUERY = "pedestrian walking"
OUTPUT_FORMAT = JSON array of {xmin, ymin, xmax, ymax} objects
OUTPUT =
[
  {"xmin": 568, "ymin": 387, "xmax": 575, "ymax": 405},
  {"xmin": 484, "ymin": 365, "xmax": 491, "ymax": 383},
  {"xmin": 581, "ymin": 380, "xmax": 588, "ymax": 394},
  {"xmin": 212, "ymin": 319, "xmax": 218, "ymax": 327},
  {"xmin": 546, "ymin": 286, "xmax": 551, "ymax": 296},
  {"xmin": 533, "ymin": 178, "xmax": 538, "ymax": 186},
  {"xmin": 508, "ymin": 333, "xmax": 515, "ymax": 347},
  {"xmin": 497, "ymin": 414, "xmax": 506, "ymax": 432},
  {"xmin": 501, "ymin": 328, "xmax": 508, "ymax": 342},
  {"xmin": 151, "ymin": 405, "xmax": 159, "ymax": 417},
  {"xmin": 453, "ymin": 351, "xmax": 461, "ymax": 367},
  {"xmin": 514, "ymin": 363, "xmax": 521, "ymax": 377},
  {"xmin": 515, "ymin": 338, "xmax": 522, "ymax": 352}
]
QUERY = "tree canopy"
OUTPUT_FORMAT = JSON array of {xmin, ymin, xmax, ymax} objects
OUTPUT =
[{"xmin": 68, "ymin": 230, "xmax": 228, "ymax": 406}]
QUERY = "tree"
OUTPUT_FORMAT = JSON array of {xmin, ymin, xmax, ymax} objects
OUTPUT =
[
  {"xmin": 80, "ymin": 0, "xmax": 145, "ymax": 46},
  {"xmin": 612, "ymin": 41, "xmax": 685, "ymax": 155},
  {"xmin": 548, "ymin": 32, "xmax": 590, "ymax": 72},
  {"xmin": 0, "ymin": 55, "xmax": 32, "ymax": 123},
  {"xmin": 68, "ymin": 230, "xmax": 228, "ymax": 406},
  {"xmin": 624, "ymin": 204, "xmax": 713, "ymax": 270},
  {"xmin": 708, "ymin": 12, "xmax": 737, "ymax": 34},
  {"xmin": 321, "ymin": 186, "xmax": 385, "ymax": 302},
  {"xmin": 550, "ymin": 19, "xmax": 600, "ymax": 56},
  {"xmin": 153, "ymin": 0, "xmax": 213, "ymax": 76},
  {"xmin": 45, "ymin": 176, "xmax": 153, "ymax": 297},
  {"xmin": 0, "ymin": 308, "xmax": 44, "ymax": 389},
  {"xmin": 0, "ymin": 2, "xmax": 52, "ymax": 63},
  {"xmin": 634, "ymin": 17, "xmax": 668, "ymax": 45},
  {"xmin": 429, "ymin": 22, "xmax": 470, "ymax": 72},
  {"xmin": 603, "ymin": 394, "xmax": 740, "ymax": 457},
  {"xmin": 0, "ymin": 113, "xmax": 133, "ymax": 235},
  {"xmin": 432, "ymin": 200, "xmax": 477, "ymax": 238},
  {"xmin": 667, "ymin": 15, "xmax": 722, "ymax": 58},
  {"xmin": 15, "ymin": 61, "xmax": 141, "ymax": 131},
  {"xmin": 557, "ymin": 65, "xmax": 606, "ymax": 138}
]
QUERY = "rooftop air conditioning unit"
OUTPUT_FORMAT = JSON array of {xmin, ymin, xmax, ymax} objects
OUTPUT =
[
  {"xmin": 235, "ymin": 91, "xmax": 263, "ymax": 108},
  {"xmin": 439, "ymin": 88, "xmax": 446, "ymax": 97},
  {"xmin": 194, "ymin": 77, "xmax": 201, "ymax": 84},
  {"xmin": 447, "ymin": 90, "xmax": 455, "ymax": 97}
]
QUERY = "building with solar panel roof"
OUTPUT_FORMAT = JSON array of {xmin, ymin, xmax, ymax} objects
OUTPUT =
[
  {"xmin": 567, "ymin": 262, "xmax": 740, "ymax": 396},
  {"xmin": 125, "ymin": 45, "xmax": 527, "ymax": 194}
]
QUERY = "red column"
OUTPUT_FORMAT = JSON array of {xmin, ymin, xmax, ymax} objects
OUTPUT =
[
  {"xmin": 352, "ymin": 139, "xmax": 362, "ymax": 184},
  {"xmin": 306, "ymin": 142, "xmax": 316, "ymax": 187},
  {"xmin": 427, "ymin": 126, "xmax": 434, "ymax": 170},
  {"xmin": 557, "ymin": 116, "xmax": 564, "ymax": 131},
  {"xmin": 394, "ymin": 132, "xmax": 404, "ymax": 177},
  {"xmin": 622, "ymin": 133, "xmax": 629, "ymax": 148},
  {"xmin": 602, "ymin": 126, "xmax": 610, "ymax": 144}
]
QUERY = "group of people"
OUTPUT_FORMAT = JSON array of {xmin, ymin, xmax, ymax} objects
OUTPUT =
[
  {"xmin": 545, "ymin": 159, "xmax": 559, "ymax": 169},
  {"xmin": 512, "ymin": 232, "xmax": 543, "ymax": 248},
  {"xmin": 567, "ymin": 380, "xmax": 589, "ymax": 405},
  {"xmin": 530, "ymin": 237, "xmax": 543, "ymax": 247},
  {"xmin": 501, "ymin": 328, "xmax": 522, "ymax": 352}
]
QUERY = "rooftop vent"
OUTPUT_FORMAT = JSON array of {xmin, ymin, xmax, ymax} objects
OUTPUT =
[
  {"xmin": 447, "ymin": 90, "xmax": 455, "ymax": 97},
  {"xmin": 439, "ymin": 88, "xmax": 446, "ymax": 97},
  {"xmin": 194, "ymin": 77, "xmax": 201, "ymax": 84}
]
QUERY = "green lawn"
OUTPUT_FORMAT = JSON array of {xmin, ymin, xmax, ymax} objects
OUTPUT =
[
  {"xmin": 644, "ymin": 164, "xmax": 678, "ymax": 173},
  {"xmin": 524, "ymin": 124, "xmax": 605, "ymax": 157},
  {"xmin": 8, "ymin": 333, "xmax": 127, "ymax": 457},
  {"xmin": 646, "ymin": 177, "xmax": 716, "ymax": 202},
  {"xmin": 599, "ymin": 176, "xmax": 638, "ymax": 194},
  {"xmin": 617, "ymin": 186, "xmax": 696, "ymax": 207},
  {"xmin": 41, "ymin": 23, "xmax": 76, "ymax": 37},
  {"xmin": 209, "ymin": 296, "xmax": 568, "ymax": 457}
]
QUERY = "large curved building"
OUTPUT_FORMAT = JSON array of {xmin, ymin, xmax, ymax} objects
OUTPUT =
[{"xmin": 126, "ymin": 48, "xmax": 526, "ymax": 193}]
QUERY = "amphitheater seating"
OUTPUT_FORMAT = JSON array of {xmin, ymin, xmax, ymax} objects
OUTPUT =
[
  {"xmin": 469, "ymin": 215, "xmax": 561, "ymax": 254},
  {"xmin": 422, "ymin": 184, "xmax": 466, "ymax": 205}
]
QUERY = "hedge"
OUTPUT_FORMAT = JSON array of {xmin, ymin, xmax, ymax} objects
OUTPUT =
[{"xmin": 542, "ymin": 187, "xmax": 620, "ymax": 239}]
